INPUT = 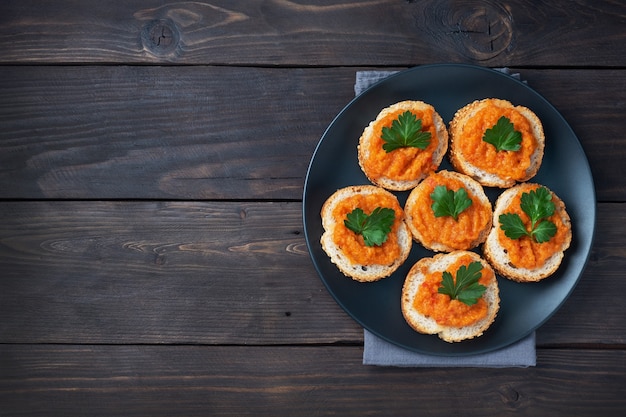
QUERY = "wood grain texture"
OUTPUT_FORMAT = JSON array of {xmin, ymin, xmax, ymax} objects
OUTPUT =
[
  {"xmin": 0, "ymin": 66, "xmax": 353, "ymax": 200},
  {"xmin": 0, "ymin": 200, "xmax": 360, "ymax": 344},
  {"xmin": 1, "ymin": 345, "xmax": 625, "ymax": 417},
  {"xmin": 1, "ymin": 1, "xmax": 624, "ymax": 415},
  {"xmin": 0, "ymin": 201, "xmax": 623, "ymax": 345},
  {"xmin": 1, "ymin": 67, "xmax": 624, "ymax": 201},
  {"xmin": 0, "ymin": 0, "xmax": 624, "ymax": 66}
]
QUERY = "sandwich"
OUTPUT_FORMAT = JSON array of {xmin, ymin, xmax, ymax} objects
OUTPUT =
[
  {"xmin": 483, "ymin": 183, "xmax": 572, "ymax": 282},
  {"xmin": 449, "ymin": 98, "xmax": 544, "ymax": 188},
  {"xmin": 401, "ymin": 251, "xmax": 500, "ymax": 342},
  {"xmin": 320, "ymin": 185, "xmax": 412, "ymax": 282},
  {"xmin": 404, "ymin": 170, "xmax": 492, "ymax": 252},
  {"xmin": 358, "ymin": 100, "xmax": 448, "ymax": 191}
]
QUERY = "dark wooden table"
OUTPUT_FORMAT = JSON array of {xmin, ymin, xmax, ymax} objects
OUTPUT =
[{"xmin": 1, "ymin": 1, "xmax": 625, "ymax": 415}]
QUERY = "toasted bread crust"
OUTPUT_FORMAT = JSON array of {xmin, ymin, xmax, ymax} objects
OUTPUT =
[
  {"xmin": 401, "ymin": 251, "xmax": 500, "ymax": 343},
  {"xmin": 449, "ymin": 98, "xmax": 545, "ymax": 188},
  {"xmin": 358, "ymin": 101, "xmax": 448, "ymax": 191},
  {"xmin": 404, "ymin": 170, "xmax": 492, "ymax": 252},
  {"xmin": 483, "ymin": 183, "xmax": 572, "ymax": 282},
  {"xmin": 320, "ymin": 185, "xmax": 412, "ymax": 282}
]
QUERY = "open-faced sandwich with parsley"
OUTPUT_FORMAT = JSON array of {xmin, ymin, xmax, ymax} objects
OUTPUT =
[
  {"xmin": 404, "ymin": 170, "xmax": 492, "ymax": 252},
  {"xmin": 401, "ymin": 251, "xmax": 500, "ymax": 343},
  {"xmin": 320, "ymin": 185, "xmax": 412, "ymax": 282},
  {"xmin": 484, "ymin": 183, "xmax": 572, "ymax": 282},
  {"xmin": 357, "ymin": 100, "xmax": 448, "ymax": 191},
  {"xmin": 449, "ymin": 98, "xmax": 545, "ymax": 188}
]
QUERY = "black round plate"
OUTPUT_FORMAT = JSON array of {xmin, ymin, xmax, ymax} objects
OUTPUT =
[{"xmin": 303, "ymin": 64, "xmax": 595, "ymax": 356}]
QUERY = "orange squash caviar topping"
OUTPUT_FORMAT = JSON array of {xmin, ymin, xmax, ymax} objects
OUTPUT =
[
  {"xmin": 362, "ymin": 109, "xmax": 439, "ymax": 181},
  {"xmin": 332, "ymin": 193, "xmax": 404, "ymax": 265},
  {"xmin": 413, "ymin": 254, "xmax": 493, "ymax": 327}
]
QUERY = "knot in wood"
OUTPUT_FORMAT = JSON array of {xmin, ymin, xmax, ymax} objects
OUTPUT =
[
  {"xmin": 498, "ymin": 384, "xmax": 523, "ymax": 409},
  {"xmin": 439, "ymin": 1, "xmax": 513, "ymax": 61},
  {"xmin": 141, "ymin": 19, "xmax": 180, "ymax": 56},
  {"xmin": 456, "ymin": 3, "xmax": 512, "ymax": 60}
]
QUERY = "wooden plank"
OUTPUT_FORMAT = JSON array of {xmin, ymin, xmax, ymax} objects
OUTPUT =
[
  {"xmin": 0, "ymin": 0, "xmax": 624, "ymax": 66},
  {"xmin": 0, "ymin": 201, "xmax": 623, "ymax": 345},
  {"xmin": 0, "ymin": 66, "xmax": 355, "ymax": 200},
  {"xmin": 1, "ymin": 67, "xmax": 625, "ymax": 201},
  {"xmin": 0, "ymin": 200, "xmax": 361, "ymax": 344},
  {"xmin": 1, "ymin": 344, "xmax": 625, "ymax": 417}
]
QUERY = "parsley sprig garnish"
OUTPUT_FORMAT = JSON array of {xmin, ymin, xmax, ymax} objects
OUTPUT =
[
  {"xmin": 430, "ymin": 185, "xmax": 473, "ymax": 221},
  {"xmin": 438, "ymin": 261, "xmax": 486, "ymax": 306},
  {"xmin": 381, "ymin": 111, "xmax": 431, "ymax": 153},
  {"xmin": 483, "ymin": 116, "xmax": 522, "ymax": 152},
  {"xmin": 499, "ymin": 187, "xmax": 557, "ymax": 243},
  {"xmin": 344, "ymin": 207, "xmax": 395, "ymax": 247}
]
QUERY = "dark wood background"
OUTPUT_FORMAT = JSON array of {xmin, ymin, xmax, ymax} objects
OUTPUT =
[{"xmin": 1, "ymin": 1, "xmax": 625, "ymax": 415}]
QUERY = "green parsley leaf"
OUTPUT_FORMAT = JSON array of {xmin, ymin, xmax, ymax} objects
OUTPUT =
[
  {"xmin": 532, "ymin": 220, "xmax": 558, "ymax": 243},
  {"xmin": 482, "ymin": 116, "xmax": 522, "ymax": 152},
  {"xmin": 498, "ymin": 187, "xmax": 558, "ymax": 243},
  {"xmin": 498, "ymin": 213, "xmax": 529, "ymax": 240},
  {"xmin": 437, "ymin": 261, "xmax": 486, "ymax": 306},
  {"xmin": 381, "ymin": 111, "xmax": 432, "ymax": 153},
  {"xmin": 344, "ymin": 207, "xmax": 395, "ymax": 247},
  {"xmin": 520, "ymin": 186, "xmax": 555, "ymax": 229},
  {"xmin": 430, "ymin": 185, "xmax": 473, "ymax": 221}
]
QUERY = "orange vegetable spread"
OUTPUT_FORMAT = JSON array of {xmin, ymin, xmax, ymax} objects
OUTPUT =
[
  {"xmin": 413, "ymin": 254, "xmax": 493, "ymax": 327},
  {"xmin": 332, "ymin": 192, "xmax": 404, "ymax": 266},
  {"xmin": 457, "ymin": 99, "xmax": 537, "ymax": 181},
  {"xmin": 497, "ymin": 185, "xmax": 570, "ymax": 269},
  {"xmin": 362, "ymin": 108, "xmax": 439, "ymax": 181},
  {"xmin": 409, "ymin": 173, "xmax": 491, "ymax": 250}
]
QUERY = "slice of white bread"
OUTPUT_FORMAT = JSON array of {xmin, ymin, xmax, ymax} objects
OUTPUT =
[
  {"xmin": 449, "ymin": 98, "xmax": 545, "ymax": 188},
  {"xmin": 483, "ymin": 183, "xmax": 572, "ymax": 282},
  {"xmin": 401, "ymin": 251, "xmax": 500, "ymax": 343},
  {"xmin": 320, "ymin": 185, "xmax": 412, "ymax": 282},
  {"xmin": 404, "ymin": 170, "xmax": 492, "ymax": 252},
  {"xmin": 358, "ymin": 100, "xmax": 448, "ymax": 191}
]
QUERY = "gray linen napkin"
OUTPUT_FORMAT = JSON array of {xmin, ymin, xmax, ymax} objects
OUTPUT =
[
  {"xmin": 363, "ymin": 330, "xmax": 536, "ymax": 367},
  {"xmin": 356, "ymin": 68, "xmax": 536, "ymax": 367}
]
